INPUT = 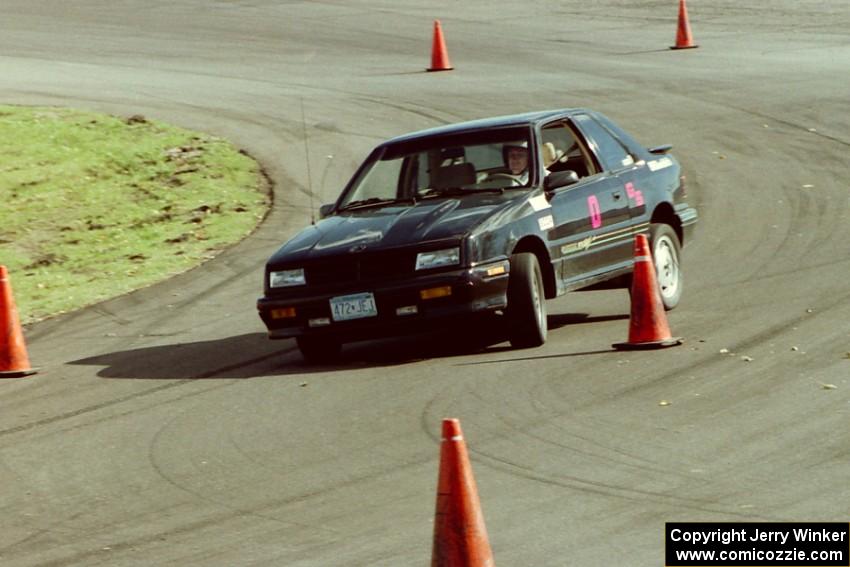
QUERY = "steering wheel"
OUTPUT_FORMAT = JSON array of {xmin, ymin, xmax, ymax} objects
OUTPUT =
[{"xmin": 487, "ymin": 173, "xmax": 522, "ymax": 186}]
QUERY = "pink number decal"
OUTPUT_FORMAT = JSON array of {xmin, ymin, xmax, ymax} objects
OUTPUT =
[
  {"xmin": 625, "ymin": 182, "xmax": 644, "ymax": 207},
  {"xmin": 587, "ymin": 195, "xmax": 602, "ymax": 228}
]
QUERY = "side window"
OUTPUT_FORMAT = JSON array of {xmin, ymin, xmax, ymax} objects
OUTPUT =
[
  {"xmin": 465, "ymin": 144, "xmax": 503, "ymax": 171},
  {"xmin": 573, "ymin": 114, "xmax": 635, "ymax": 172},
  {"xmin": 541, "ymin": 121, "xmax": 596, "ymax": 178}
]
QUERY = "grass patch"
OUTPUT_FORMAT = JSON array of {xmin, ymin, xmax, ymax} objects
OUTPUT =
[{"xmin": 0, "ymin": 105, "xmax": 270, "ymax": 324}]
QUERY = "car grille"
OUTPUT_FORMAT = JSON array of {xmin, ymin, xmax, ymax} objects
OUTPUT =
[{"xmin": 305, "ymin": 251, "xmax": 415, "ymax": 286}]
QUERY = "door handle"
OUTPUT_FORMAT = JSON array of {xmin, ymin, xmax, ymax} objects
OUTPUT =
[{"xmin": 612, "ymin": 191, "xmax": 623, "ymax": 200}]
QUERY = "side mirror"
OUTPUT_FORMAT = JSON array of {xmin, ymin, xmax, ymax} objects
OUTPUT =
[
  {"xmin": 544, "ymin": 170, "xmax": 579, "ymax": 191},
  {"xmin": 318, "ymin": 204, "xmax": 334, "ymax": 219}
]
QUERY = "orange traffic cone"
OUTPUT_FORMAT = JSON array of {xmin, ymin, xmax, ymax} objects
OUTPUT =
[
  {"xmin": 0, "ymin": 266, "xmax": 37, "ymax": 377},
  {"xmin": 431, "ymin": 418, "xmax": 494, "ymax": 567},
  {"xmin": 670, "ymin": 0, "xmax": 698, "ymax": 50},
  {"xmin": 613, "ymin": 235, "xmax": 682, "ymax": 350},
  {"xmin": 427, "ymin": 20, "xmax": 454, "ymax": 72}
]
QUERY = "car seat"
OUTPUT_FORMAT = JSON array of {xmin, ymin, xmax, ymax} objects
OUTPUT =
[{"xmin": 433, "ymin": 162, "xmax": 476, "ymax": 188}]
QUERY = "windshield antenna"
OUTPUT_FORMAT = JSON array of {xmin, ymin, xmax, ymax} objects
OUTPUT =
[{"xmin": 300, "ymin": 96, "xmax": 316, "ymax": 225}]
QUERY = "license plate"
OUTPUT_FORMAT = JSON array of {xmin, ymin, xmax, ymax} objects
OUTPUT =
[{"xmin": 329, "ymin": 292, "xmax": 377, "ymax": 321}]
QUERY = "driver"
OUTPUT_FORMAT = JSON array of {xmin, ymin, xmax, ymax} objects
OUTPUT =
[{"xmin": 501, "ymin": 141, "xmax": 529, "ymax": 184}]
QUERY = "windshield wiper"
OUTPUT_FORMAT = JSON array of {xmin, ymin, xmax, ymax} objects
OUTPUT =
[
  {"xmin": 337, "ymin": 196, "xmax": 416, "ymax": 212},
  {"xmin": 420, "ymin": 186, "xmax": 504, "ymax": 199}
]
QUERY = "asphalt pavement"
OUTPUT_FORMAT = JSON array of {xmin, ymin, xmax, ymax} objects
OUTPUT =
[{"xmin": 1, "ymin": 1, "xmax": 850, "ymax": 565}]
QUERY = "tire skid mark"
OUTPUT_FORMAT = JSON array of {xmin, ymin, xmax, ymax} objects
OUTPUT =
[
  {"xmin": 0, "ymin": 348, "xmax": 293, "ymax": 439},
  {"xmin": 419, "ymin": 375, "xmax": 721, "ymax": 513},
  {"xmin": 464, "ymin": 377, "xmax": 677, "ymax": 477},
  {"xmin": 423, "ymin": 379, "xmax": 750, "ymax": 513},
  {"xmin": 351, "ymin": 95, "xmax": 467, "ymax": 127},
  {"xmin": 527, "ymin": 377, "xmax": 677, "ymax": 474},
  {"xmin": 417, "ymin": 285, "xmax": 850, "ymax": 517},
  {"xmin": 475, "ymin": 374, "xmax": 712, "ymax": 487},
  {"xmin": 0, "ymin": 527, "xmax": 63, "ymax": 558},
  {"xmin": 468, "ymin": 446, "xmax": 786, "ymax": 521},
  {"xmin": 727, "ymin": 105, "xmax": 850, "ymax": 273},
  {"xmin": 725, "ymin": 104, "xmax": 850, "ymax": 148},
  {"xmin": 739, "ymin": 253, "xmax": 850, "ymax": 288},
  {"xmin": 146, "ymin": 402, "xmax": 337, "ymax": 534},
  {"xmin": 33, "ymin": 454, "xmax": 436, "ymax": 567},
  {"xmin": 663, "ymin": 96, "xmax": 850, "ymax": 286},
  {"xmin": 590, "ymin": 283, "xmax": 850, "ymax": 410}
]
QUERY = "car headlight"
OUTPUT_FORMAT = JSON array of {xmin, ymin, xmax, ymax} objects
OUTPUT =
[
  {"xmin": 269, "ymin": 268, "xmax": 306, "ymax": 288},
  {"xmin": 415, "ymin": 247, "xmax": 460, "ymax": 271}
]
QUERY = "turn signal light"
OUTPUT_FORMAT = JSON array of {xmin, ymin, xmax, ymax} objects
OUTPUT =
[{"xmin": 420, "ymin": 286, "xmax": 452, "ymax": 300}]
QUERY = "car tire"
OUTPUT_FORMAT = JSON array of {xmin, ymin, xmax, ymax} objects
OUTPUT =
[
  {"xmin": 507, "ymin": 252, "xmax": 547, "ymax": 348},
  {"xmin": 296, "ymin": 336, "xmax": 341, "ymax": 364},
  {"xmin": 649, "ymin": 223, "xmax": 683, "ymax": 311}
]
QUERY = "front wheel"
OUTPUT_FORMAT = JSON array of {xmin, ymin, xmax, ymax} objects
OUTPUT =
[
  {"xmin": 650, "ymin": 223, "xmax": 683, "ymax": 310},
  {"xmin": 506, "ymin": 253, "xmax": 547, "ymax": 348}
]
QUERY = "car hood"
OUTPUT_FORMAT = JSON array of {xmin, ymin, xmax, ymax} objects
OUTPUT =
[{"xmin": 269, "ymin": 193, "xmax": 521, "ymax": 265}]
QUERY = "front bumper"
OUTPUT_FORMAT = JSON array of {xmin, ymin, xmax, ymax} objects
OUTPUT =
[
  {"xmin": 257, "ymin": 259, "xmax": 510, "ymax": 342},
  {"xmin": 676, "ymin": 203, "xmax": 698, "ymax": 244}
]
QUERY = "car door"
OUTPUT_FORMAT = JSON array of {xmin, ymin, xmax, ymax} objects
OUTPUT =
[
  {"xmin": 571, "ymin": 113, "xmax": 645, "ymax": 268},
  {"xmin": 584, "ymin": 111, "xmax": 652, "ymax": 231},
  {"xmin": 541, "ymin": 118, "xmax": 634, "ymax": 288}
]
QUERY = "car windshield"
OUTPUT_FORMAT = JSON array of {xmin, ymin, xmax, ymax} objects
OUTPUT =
[{"xmin": 337, "ymin": 127, "xmax": 534, "ymax": 209}]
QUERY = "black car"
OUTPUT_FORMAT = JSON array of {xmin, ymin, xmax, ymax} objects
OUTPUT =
[{"xmin": 258, "ymin": 109, "xmax": 698, "ymax": 362}]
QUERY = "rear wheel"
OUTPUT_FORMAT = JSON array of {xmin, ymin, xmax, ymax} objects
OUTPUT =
[
  {"xmin": 296, "ymin": 336, "xmax": 342, "ymax": 364},
  {"xmin": 507, "ymin": 253, "xmax": 547, "ymax": 348},
  {"xmin": 650, "ymin": 223, "xmax": 683, "ymax": 310}
]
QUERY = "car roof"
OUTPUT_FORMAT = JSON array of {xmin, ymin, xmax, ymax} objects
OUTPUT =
[{"xmin": 382, "ymin": 108, "xmax": 587, "ymax": 145}]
